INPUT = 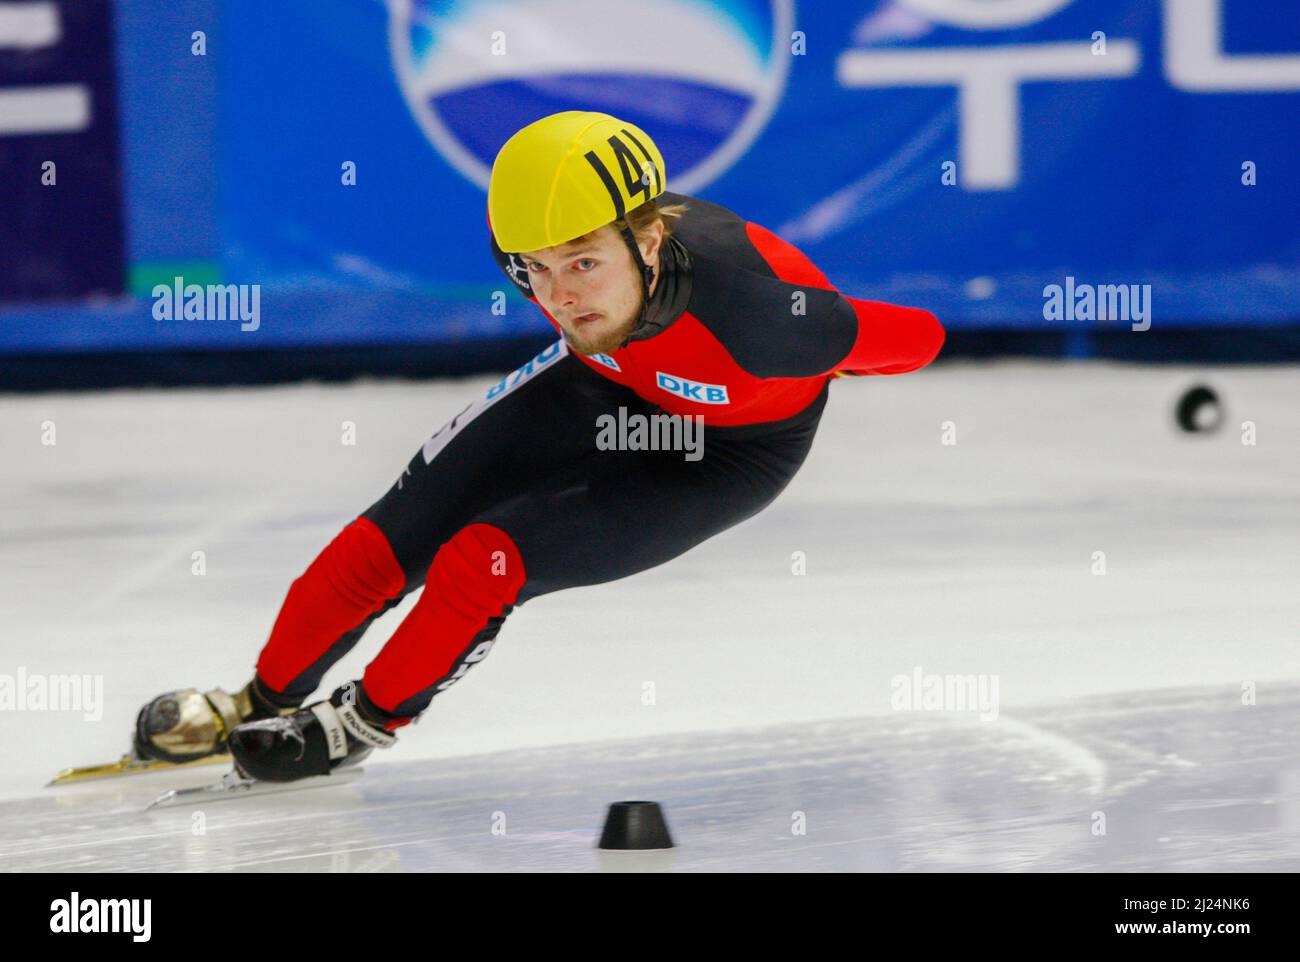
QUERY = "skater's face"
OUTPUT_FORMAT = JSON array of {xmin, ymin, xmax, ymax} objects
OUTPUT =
[{"xmin": 520, "ymin": 220, "xmax": 663, "ymax": 356}]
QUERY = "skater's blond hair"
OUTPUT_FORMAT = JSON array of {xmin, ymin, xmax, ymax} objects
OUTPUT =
[{"xmin": 570, "ymin": 197, "xmax": 690, "ymax": 250}]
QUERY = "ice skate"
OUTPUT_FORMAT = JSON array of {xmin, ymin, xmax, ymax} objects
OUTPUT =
[
  {"xmin": 227, "ymin": 684, "xmax": 396, "ymax": 783},
  {"xmin": 133, "ymin": 676, "xmax": 297, "ymax": 764},
  {"xmin": 48, "ymin": 677, "xmax": 298, "ymax": 785}
]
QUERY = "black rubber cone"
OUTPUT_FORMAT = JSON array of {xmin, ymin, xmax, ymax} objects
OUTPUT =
[
  {"xmin": 598, "ymin": 800, "xmax": 674, "ymax": 850},
  {"xmin": 1175, "ymin": 383, "xmax": 1224, "ymax": 433}
]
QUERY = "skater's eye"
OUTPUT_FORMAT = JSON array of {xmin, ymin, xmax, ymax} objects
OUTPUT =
[
  {"xmin": 525, "ymin": 260, "xmax": 548, "ymax": 273},
  {"xmin": 574, "ymin": 259, "xmax": 597, "ymax": 271}
]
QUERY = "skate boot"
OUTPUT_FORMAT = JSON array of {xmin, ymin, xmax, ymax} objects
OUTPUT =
[
  {"xmin": 134, "ymin": 676, "xmax": 298, "ymax": 764},
  {"xmin": 227, "ymin": 683, "xmax": 396, "ymax": 783}
]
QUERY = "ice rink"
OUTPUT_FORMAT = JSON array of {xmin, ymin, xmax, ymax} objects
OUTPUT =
[{"xmin": 1, "ymin": 358, "xmax": 1297, "ymax": 871}]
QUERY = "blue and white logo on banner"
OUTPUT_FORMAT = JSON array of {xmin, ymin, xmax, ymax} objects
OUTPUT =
[{"xmin": 387, "ymin": 0, "xmax": 793, "ymax": 192}]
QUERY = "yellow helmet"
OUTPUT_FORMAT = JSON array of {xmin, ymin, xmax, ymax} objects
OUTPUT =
[{"xmin": 488, "ymin": 111, "xmax": 667, "ymax": 254}]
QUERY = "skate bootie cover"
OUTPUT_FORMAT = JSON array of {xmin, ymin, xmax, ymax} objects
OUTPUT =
[
  {"xmin": 134, "ymin": 676, "xmax": 296, "ymax": 764},
  {"xmin": 227, "ymin": 685, "xmax": 396, "ymax": 782}
]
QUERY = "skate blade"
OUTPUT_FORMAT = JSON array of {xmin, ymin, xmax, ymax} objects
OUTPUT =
[
  {"xmin": 146, "ymin": 765, "xmax": 364, "ymax": 811},
  {"xmin": 47, "ymin": 752, "xmax": 232, "ymax": 787}
]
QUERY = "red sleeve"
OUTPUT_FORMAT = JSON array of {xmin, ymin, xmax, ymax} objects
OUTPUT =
[{"xmin": 832, "ymin": 297, "xmax": 945, "ymax": 376}]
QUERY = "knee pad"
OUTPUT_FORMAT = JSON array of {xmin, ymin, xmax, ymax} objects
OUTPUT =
[
  {"xmin": 311, "ymin": 517, "xmax": 407, "ymax": 610},
  {"xmin": 425, "ymin": 523, "xmax": 527, "ymax": 615}
]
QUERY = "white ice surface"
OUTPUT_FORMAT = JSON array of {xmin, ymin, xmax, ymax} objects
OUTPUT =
[{"xmin": 1, "ymin": 360, "xmax": 1297, "ymax": 870}]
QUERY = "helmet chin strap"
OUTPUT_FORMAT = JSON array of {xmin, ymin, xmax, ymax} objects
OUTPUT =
[{"xmin": 618, "ymin": 224, "xmax": 657, "ymax": 334}]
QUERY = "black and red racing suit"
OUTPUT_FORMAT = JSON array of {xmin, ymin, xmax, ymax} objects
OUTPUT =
[{"xmin": 251, "ymin": 191, "xmax": 945, "ymax": 726}]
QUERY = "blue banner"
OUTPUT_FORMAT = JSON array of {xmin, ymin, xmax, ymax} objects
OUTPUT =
[
  {"xmin": 0, "ymin": 0, "xmax": 124, "ymax": 303},
  {"xmin": 1, "ymin": 0, "xmax": 1296, "ymax": 355}
]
